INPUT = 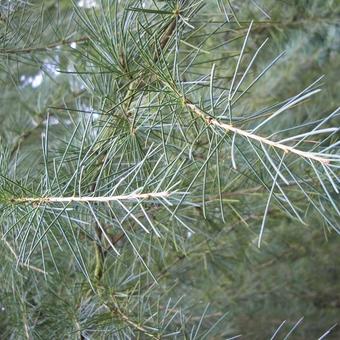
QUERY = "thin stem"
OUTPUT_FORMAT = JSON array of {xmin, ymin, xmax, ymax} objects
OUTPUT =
[
  {"xmin": 93, "ymin": 236, "xmax": 104, "ymax": 285},
  {"xmin": 2, "ymin": 239, "xmax": 47, "ymax": 274},
  {"xmin": 112, "ymin": 306, "xmax": 161, "ymax": 339},
  {"xmin": 0, "ymin": 36, "xmax": 89, "ymax": 55},
  {"xmin": 120, "ymin": 16, "xmax": 178, "ymax": 115},
  {"xmin": 185, "ymin": 102, "xmax": 331, "ymax": 165},
  {"xmin": 11, "ymin": 191, "xmax": 172, "ymax": 205},
  {"xmin": 157, "ymin": 18, "xmax": 177, "ymax": 57}
]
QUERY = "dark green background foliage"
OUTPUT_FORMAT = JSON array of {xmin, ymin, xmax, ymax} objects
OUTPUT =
[{"xmin": 0, "ymin": 0, "xmax": 339, "ymax": 338}]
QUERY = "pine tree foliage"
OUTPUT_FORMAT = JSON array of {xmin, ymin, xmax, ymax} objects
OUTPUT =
[{"xmin": 0, "ymin": 0, "xmax": 339, "ymax": 338}]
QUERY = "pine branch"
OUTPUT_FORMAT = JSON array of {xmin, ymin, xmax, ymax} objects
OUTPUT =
[
  {"xmin": 10, "ymin": 191, "xmax": 173, "ymax": 205},
  {"xmin": 185, "ymin": 102, "xmax": 335, "ymax": 165},
  {"xmin": 81, "ymin": 9, "xmax": 182, "ymax": 288},
  {"xmin": 1, "ymin": 0, "xmax": 339, "ymax": 337}
]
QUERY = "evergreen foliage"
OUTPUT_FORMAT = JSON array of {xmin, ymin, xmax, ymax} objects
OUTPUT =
[{"xmin": 0, "ymin": 0, "xmax": 339, "ymax": 338}]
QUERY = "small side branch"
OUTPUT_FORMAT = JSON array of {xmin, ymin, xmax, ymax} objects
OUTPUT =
[
  {"xmin": 11, "ymin": 191, "xmax": 172, "ymax": 205},
  {"xmin": 0, "ymin": 36, "xmax": 89, "ymax": 55},
  {"xmin": 186, "ymin": 103, "xmax": 332, "ymax": 165}
]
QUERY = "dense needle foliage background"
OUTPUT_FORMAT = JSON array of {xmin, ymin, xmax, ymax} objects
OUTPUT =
[{"xmin": 0, "ymin": 0, "xmax": 339, "ymax": 338}]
